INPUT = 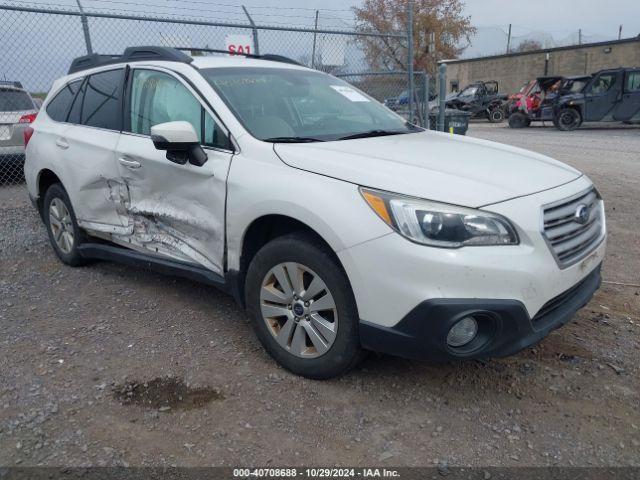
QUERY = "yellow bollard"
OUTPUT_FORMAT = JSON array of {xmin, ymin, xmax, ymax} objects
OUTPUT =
[{"xmin": 449, "ymin": 126, "xmax": 454, "ymax": 135}]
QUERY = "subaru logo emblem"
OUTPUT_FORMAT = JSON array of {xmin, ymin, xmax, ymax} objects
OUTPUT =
[
  {"xmin": 293, "ymin": 303, "xmax": 305, "ymax": 316},
  {"xmin": 574, "ymin": 204, "xmax": 590, "ymax": 225}
]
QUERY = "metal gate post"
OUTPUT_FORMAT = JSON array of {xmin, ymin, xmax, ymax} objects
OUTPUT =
[
  {"xmin": 242, "ymin": 5, "xmax": 260, "ymax": 55},
  {"xmin": 76, "ymin": 0, "xmax": 93, "ymax": 54},
  {"xmin": 311, "ymin": 10, "xmax": 319, "ymax": 69},
  {"xmin": 438, "ymin": 63, "xmax": 446, "ymax": 131},
  {"xmin": 424, "ymin": 71, "xmax": 430, "ymax": 129},
  {"xmin": 406, "ymin": 0, "xmax": 414, "ymax": 124}
]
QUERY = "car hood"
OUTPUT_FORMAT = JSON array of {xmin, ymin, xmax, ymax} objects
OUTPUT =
[{"xmin": 273, "ymin": 131, "xmax": 582, "ymax": 207}]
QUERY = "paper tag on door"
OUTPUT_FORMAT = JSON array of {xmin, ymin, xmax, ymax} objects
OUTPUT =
[{"xmin": 330, "ymin": 85, "xmax": 370, "ymax": 102}]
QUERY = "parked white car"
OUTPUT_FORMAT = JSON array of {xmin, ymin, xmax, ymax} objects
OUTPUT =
[
  {"xmin": 0, "ymin": 81, "xmax": 38, "ymax": 174},
  {"xmin": 25, "ymin": 47, "xmax": 606, "ymax": 378}
]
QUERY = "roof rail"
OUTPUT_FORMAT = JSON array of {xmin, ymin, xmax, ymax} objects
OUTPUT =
[
  {"xmin": 259, "ymin": 54, "xmax": 303, "ymax": 66},
  {"xmin": 68, "ymin": 46, "xmax": 193, "ymax": 74},
  {"xmin": 0, "ymin": 80, "xmax": 23, "ymax": 89},
  {"xmin": 175, "ymin": 47, "xmax": 304, "ymax": 67}
]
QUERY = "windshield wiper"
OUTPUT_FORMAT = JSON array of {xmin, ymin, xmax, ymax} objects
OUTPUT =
[
  {"xmin": 338, "ymin": 129, "xmax": 407, "ymax": 141},
  {"xmin": 263, "ymin": 136, "xmax": 324, "ymax": 143}
]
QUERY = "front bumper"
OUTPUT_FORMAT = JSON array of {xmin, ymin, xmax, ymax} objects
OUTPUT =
[
  {"xmin": 360, "ymin": 264, "xmax": 601, "ymax": 361},
  {"xmin": 337, "ymin": 176, "xmax": 606, "ymax": 360}
]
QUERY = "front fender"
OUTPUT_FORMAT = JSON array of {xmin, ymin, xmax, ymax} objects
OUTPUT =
[
  {"xmin": 556, "ymin": 100, "xmax": 585, "ymax": 117},
  {"xmin": 224, "ymin": 150, "xmax": 392, "ymax": 272}
]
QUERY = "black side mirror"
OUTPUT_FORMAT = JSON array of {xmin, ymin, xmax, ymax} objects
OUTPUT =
[{"xmin": 150, "ymin": 121, "xmax": 208, "ymax": 167}]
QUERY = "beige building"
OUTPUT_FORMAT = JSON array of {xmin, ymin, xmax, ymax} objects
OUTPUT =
[{"xmin": 441, "ymin": 36, "xmax": 640, "ymax": 95}]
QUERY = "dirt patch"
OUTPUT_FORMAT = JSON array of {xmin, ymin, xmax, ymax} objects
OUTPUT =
[{"xmin": 113, "ymin": 377, "xmax": 223, "ymax": 411}]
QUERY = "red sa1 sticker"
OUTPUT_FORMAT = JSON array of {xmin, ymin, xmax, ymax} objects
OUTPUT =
[{"xmin": 225, "ymin": 34, "xmax": 253, "ymax": 55}]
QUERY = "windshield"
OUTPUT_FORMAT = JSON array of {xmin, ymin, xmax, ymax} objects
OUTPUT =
[
  {"xmin": 0, "ymin": 89, "xmax": 34, "ymax": 112},
  {"xmin": 569, "ymin": 79, "xmax": 589, "ymax": 93},
  {"xmin": 458, "ymin": 85, "xmax": 478, "ymax": 97},
  {"xmin": 201, "ymin": 67, "xmax": 418, "ymax": 142}
]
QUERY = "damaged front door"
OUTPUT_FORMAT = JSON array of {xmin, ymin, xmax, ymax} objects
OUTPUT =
[{"xmin": 114, "ymin": 68, "xmax": 234, "ymax": 275}]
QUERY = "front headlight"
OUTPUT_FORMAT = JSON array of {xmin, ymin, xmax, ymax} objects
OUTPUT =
[{"xmin": 360, "ymin": 187, "xmax": 518, "ymax": 248}]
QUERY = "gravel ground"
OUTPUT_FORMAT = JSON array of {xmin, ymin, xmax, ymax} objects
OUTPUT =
[{"xmin": 0, "ymin": 123, "xmax": 639, "ymax": 468}]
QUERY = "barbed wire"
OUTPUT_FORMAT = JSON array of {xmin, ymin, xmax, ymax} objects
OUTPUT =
[
  {"xmin": 83, "ymin": 0, "xmax": 356, "ymax": 22},
  {"xmin": 0, "ymin": 0, "xmax": 359, "ymax": 30}
]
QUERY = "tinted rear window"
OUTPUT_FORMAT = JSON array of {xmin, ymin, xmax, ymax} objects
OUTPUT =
[
  {"xmin": 81, "ymin": 69, "xmax": 123, "ymax": 130},
  {"xmin": 46, "ymin": 80, "xmax": 82, "ymax": 122},
  {"xmin": 0, "ymin": 89, "xmax": 34, "ymax": 111}
]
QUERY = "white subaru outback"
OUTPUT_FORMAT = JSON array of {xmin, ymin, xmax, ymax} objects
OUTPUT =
[{"xmin": 25, "ymin": 47, "xmax": 606, "ymax": 378}]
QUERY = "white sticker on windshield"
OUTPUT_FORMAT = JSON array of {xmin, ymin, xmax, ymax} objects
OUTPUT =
[{"xmin": 330, "ymin": 85, "xmax": 370, "ymax": 102}]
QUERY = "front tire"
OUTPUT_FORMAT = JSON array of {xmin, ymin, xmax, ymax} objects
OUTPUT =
[
  {"xmin": 555, "ymin": 108, "xmax": 582, "ymax": 131},
  {"xmin": 488, "ymin": 107, "xmax": 505, "ymax": 123},
  {"xmin": 245, "ymin": 233, "xmax": 363, "ymax": 379},
  {"xmin": 43, "ymin": 183, "xmax": 86, "ymax": 266}
]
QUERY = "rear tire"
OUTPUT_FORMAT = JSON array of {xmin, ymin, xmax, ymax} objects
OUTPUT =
[
  {"xmin": 508, "ymin": 112, "xmax": 529, "ymax": 128},
  {"xmin": 555, "ymin": 108, "xmax": 582, "ymax": 131},
  {"xmin": 245, "ymin": 233, "xmax": 364, "ymax": 379},
  {"xmin": 43, "ymin": 183, "xmax": 86, "ymax": 267}
]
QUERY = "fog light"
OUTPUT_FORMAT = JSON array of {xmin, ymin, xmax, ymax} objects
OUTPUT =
[{"xmin": 446, "ymin": 316, "xmax": 478, "ymax": 347}]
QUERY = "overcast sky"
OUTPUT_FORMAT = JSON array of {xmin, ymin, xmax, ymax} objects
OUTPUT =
[
  {"xmin": 464, "ymin": 0, "xmax": 640, "ymax": 53},
  {"xmin": 465, "ymin": 0, "xmax": 639, "ymax": 37}
]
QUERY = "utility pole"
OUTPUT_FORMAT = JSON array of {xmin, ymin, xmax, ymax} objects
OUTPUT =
[
  {"xmin": 76, "ymin": 0, "xmax": 93, "ymax": 55},
  {"xmin": 407, "ymin": 0, "xmax": 414, "ymax": 124},
  {"xmin": 578, "ymin": 29, "xmax": 582, "ymax": 45},
  {"xmin": 311, "ymin": 10, "xmax": 319, "ymax": 69},
  {"xmin": 506, "ymin": 24, "xmax": 512, "ymax": 53},
  {"xmin": 618, "ymin": 25, "xmax": 623, "ymax": 40},
  {"xmin": 242, "ymin": 6, "xmax": 260, "ymax": 55}
]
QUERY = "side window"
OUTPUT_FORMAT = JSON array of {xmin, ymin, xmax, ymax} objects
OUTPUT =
[
  {"xmin": 590, "ymin": 74, "xmax": 616, "ymax": 94},
  {"xmin": 81, "ymin": 69, "xmax": 123, "ymax": 130},
  {"xmin": 626, "ymin": 71, "xmax": 640, "ymax": 92},
  {"xmin": 203, "ymin": 111, "xmax": 230, "ymax": 149},
  {"xmin": 45, "ymin": 80, "xmax": 82, "ymax": 122},
  {"xmin": 129, "ymin": 70, "xmax": 230, "ymax": 150},
  {"xmin": 67, "ymin": 80, "xmax": 86, "ymax": 124}
]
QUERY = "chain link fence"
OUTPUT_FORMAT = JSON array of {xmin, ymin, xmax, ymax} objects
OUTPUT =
[{"xmin": 0, "ymin": 3, "xmax": 418, "ymax": 186}]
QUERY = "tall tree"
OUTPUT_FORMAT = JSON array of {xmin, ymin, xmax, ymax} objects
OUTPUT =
[{"xmin": 353, "ymin": 0, "xmax": 475, "ymax": 74}]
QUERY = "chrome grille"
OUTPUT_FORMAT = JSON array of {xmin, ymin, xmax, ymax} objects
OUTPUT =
[{"xmin": 542, "ymin": 188, "xmax": 604, "ymax": 268}]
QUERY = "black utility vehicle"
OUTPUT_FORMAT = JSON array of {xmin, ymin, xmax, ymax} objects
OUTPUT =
[
  {"xmin": 507, "ymin": 75, "xmax": 591, "ymax": 129},
  {"xmin": 553, "ymin": 68, "xmax": 640, "ymax": 131},
  {"xmin": 445, "ymin": 81, "xmax": 508, "ymax": 122}
]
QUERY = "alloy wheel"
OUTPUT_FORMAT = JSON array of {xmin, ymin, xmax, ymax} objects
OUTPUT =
[
  {"xmin": 49, "ymin": 198, "xmax": 74, "ymax": 254},
  {"xmin": 260, "ymin": 262, "xmax": 338, "ymax": 358}
]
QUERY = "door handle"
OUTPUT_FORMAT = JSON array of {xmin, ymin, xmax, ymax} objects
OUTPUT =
[
  {"xmin": 55, "ymin": 138, "xmax": 69, "ymax": 149},
  {"xmin": 118, "ymin": 156, "xmax": 141, "ymax": 169}
]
